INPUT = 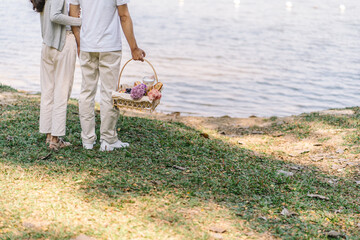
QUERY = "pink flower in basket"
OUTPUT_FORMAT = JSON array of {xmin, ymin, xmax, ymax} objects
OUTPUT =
[
  {"xmin": 148, "ymin": 89, "xmax": 162, "ymax": 101},
  {"xmin": 130, "ymin": 84, "xmax": 147, "ymax": 100}
]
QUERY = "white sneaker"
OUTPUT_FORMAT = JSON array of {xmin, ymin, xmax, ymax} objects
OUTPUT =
[
  {"xmin": 83, "ymin": 141, "xmax": 96, "ymax": 150},
  {"xmin": 100, "ymin": 140, "xmax": 130, "ymax": 152}
]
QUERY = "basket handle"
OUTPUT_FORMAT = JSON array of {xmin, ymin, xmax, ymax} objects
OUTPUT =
[{"xmin": 117, "ymin": 58, "xmax": 159, "ymax": 90}]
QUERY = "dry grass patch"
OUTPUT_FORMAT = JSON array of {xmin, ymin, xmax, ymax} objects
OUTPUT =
[{"xmin": 0, "ymin": 162, "xmax": 271, "ymax": 239}]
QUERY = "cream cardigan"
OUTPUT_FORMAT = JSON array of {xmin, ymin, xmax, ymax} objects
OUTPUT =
[{"xmin": 40, "ymin": 0, "xmax": 81, "ymax": 51}]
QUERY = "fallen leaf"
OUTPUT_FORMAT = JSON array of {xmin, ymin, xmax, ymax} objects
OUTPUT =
[
  {"xmin": 171, "ymin": 112, "xmax": 181, "ymax": 118},
  {"xmin": 39, "ymin": 153, "xmax": 52, "ymax": 160},
  {"xmin": 6, "ymin": 136, "xmax": 14, "ymax": 141},
  {"xmin": 22, "ymin": 220, "xmax": 49, "ymax": 230},
  {"xmin": 289, "ymin": 150, "xmax": 310, "ymax": 157},
  {"xmin": 272, "ymin": 133, "xmax": 284, "ymax": 137},
  {"xmin": 277, "ymin": 170, "xmax": 294, "ymax": 177},
  {"xmin": 70, "ymin": 234, "xmax": 97, "ymax": 240},
  {"xmin": 325, "ymin": 230, "xmax": 345, "ymax": 239},
  {"xmin": 314, "ymin": 143, "xmax": 322, "ymax": 146},
  {"xmin": 336, "ymin": 148, "xmax": 345, "ymax": 154},
  {"xmin": 334, "ymin": 209, "xmax": 343, "ymax": 214},
  {"xmin": 311, "ymin": 156, "xmax": 324, "ymax": 162},
  {"xmin": 328, "ymin": 179, "xmax": 338, "ymax": 185},
  {"xmin": 258, "ymin": 216, "xmax": 267, "ymax": 221},
  {"xmin": 331, "ymin": 164, "xmax": 344, "ymax": 170},
  {"xmin": 281, "ymin": 208, "xmax": 290, "ymax": 216},
  {"xmin": 200, "ymin": 133, "xmax": 209, "ymax": 138},
  {"xmin": 281, "ymin": 208, "xmax": 298, "ymax": 217},
  {"xmin": 251, "ymin": 131, "xmax": 264, "ymax": 135},
  {"xmin": 307, "ymin": 194, "xmax": 329, "ymax": 200},
  {"xmin": 209, "ymin": 226, "xmax": 227, "ymax": 233},
  {"xmin": 172, "ymin": 165, "xmax": 186, "ymax": 171},
  {"xmin": 150, "ymin": 180, "xmax": 162, "ymax": 185},
  {"xmin": 209, "ymin": 233, "xmax": 224, "ymax": 240},
  {"xmin": 276, "ymin": 121, "xmax": 285, "ymax": 125},
  {"xmin": 22, "ymin": 222, "xmax": 36, "ymax": 229},
  {"xmin": 336, "ymin": 158, "xmax": 349, "ymax": 163},
  {"xmin": 346, "ymin": 162, "xmax": 358, "ymax": 167},
  {"xmin": 288, "ymin": 165, "xmax": 304, "ymax": 171}
]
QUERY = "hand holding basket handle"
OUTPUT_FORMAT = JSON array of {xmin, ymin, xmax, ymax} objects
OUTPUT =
[
  {"xmin": 118, "ymin": 58, "xmax": 159, "ymax": 90},
  {"xmin": 131, "ymin": 47, "xmax": 146, "ymax": 62}
]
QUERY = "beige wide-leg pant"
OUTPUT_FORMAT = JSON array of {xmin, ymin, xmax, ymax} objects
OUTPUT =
[
  {"xmin": 39, "ymin": 33, "xmax": 77, "ymax": 136},
  {"xmin": 78, "ymin": 51, "xmax": 121, "ymax": 144}
]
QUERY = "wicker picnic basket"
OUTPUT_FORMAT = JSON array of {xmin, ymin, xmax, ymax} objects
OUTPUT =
[{"xmin": 113, "ymin": 59, "xmax": 162, "ymax": 112}]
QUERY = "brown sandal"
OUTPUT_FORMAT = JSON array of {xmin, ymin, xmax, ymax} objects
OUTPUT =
[
  {"xmin": 49, "ymin": 138, "xmax": 72, "ymax": 151},
  {"xmin": 46, "ymin": 134, "xmax": 52, "ymax": 145}
]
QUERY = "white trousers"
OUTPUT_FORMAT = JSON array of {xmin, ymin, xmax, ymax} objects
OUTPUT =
[
  {"xmin": 39, "ymin": 33, "xmax": 77, "ymax": 136},
  {"xmin": 78, "ymin": 51, "xmax": 121, "ymax": 144}
]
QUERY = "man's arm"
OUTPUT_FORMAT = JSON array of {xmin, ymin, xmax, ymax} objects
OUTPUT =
[
  {"xmin": 118, "ymin": 4, "xmax": 145, "ymax": 61},
  {"xmin": 69, "ymin": 4, "xmax": 81, "ymax": 56}
]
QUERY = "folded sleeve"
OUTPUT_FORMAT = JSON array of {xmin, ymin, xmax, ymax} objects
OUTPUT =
[
  {"xmin": 116, "ymin": 0, "xmax": 130, "ymax": 6},
  {"xmin": 69, "ymin": 0, "xmax": 80, "ymax": 5},
  {"xmin": 50, "ymin": 0, "xmax": 81, "ymax": 26}
]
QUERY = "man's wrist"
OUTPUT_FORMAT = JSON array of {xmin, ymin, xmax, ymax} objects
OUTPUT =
[{"xmin": 130, "ymin": 45, "xmax": 139, "ymax": 52}]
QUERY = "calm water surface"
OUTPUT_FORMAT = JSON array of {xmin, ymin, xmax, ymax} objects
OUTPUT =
[{"xmin": 1, "ymin": 0, "xmax": 360, "ymax": 117}]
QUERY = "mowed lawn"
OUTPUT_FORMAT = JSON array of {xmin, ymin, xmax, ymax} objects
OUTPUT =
[{"xmin": 1, "ymin": 85, "xmax": 359, "ymax": 239}]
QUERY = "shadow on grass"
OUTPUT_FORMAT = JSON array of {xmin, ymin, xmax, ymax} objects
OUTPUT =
[
  {"xmin": 1, "ymin": 94, "xmax": 360, "ymax": 239},
  {"xmin": 2, "ymin": 228, "xmax": 77, "ymax": 240}
]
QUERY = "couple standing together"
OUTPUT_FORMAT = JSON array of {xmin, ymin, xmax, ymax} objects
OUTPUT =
[{"xmin": 31, "ymin": 0, "xmax": 145, "ymax": 151}]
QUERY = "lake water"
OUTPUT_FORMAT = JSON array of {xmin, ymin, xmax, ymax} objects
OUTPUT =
[{"xmin": 1, "ymin": 0, "xmax": 360, "ymax": 117}]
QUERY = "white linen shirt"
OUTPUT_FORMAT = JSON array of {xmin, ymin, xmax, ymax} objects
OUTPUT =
[{"xmin": 69, "ymin": 0, "xmax": 130, "ymax": 52}]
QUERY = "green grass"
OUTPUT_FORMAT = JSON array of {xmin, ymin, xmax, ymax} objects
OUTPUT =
[
  {"xmin": 1, "ymin": 89, "xmax": 360, "ymax": 239},
  {"xmin": 273, "ymin": 121, "xmax": 312, "ymax": 139},
  {"xmin": 302, "ymin": 111, "xmax": 360, "ymax": 129},
  {"xmin": 0, "ymin": 84, "xmax": 17, "ymax": 93}
]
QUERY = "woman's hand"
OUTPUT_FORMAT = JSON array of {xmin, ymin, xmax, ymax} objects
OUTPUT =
[{"xmin": 131, "ymin": 47, "xmax": 146, "ymax": 62}]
